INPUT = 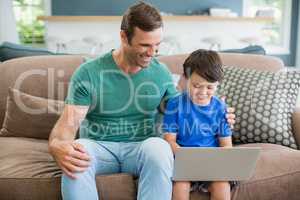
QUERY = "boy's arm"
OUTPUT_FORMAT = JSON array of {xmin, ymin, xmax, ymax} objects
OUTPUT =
[
  {"xmin": 164, "ymin": 133, "xmax": 180, "ymax": 155},
  {"xmin": 219, "ymin": 136, "xmax": 233, "ymax": 147}
]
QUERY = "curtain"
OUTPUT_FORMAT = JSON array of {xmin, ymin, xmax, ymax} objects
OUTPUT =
[{"xmin": 0, "ymin": 0, "xmax": 19, "ymax": 44}]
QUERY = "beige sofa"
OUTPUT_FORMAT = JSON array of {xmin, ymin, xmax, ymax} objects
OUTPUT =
[{"xmin": 0, "ymin": 53, "xmax": 300, "ymax": 200}]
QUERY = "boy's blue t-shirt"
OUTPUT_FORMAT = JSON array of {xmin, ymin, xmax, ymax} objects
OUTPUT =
[{"xmin": 163, "ymin": 92, "xmax": 232, "ymax": 147}]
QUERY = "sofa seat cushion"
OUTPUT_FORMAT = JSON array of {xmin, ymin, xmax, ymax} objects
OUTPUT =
[
  {"xmin": 231, "ymin": 143, "xmax": 300, "ymax": 200},
  {"xmin": 1, "ymin": 137, "xmax": 300, "ymax": 200},
  {"xmin": 190, "ymin": 143, "xmax": 300, "ymax": 200},
  {"xmin": 96, "ymin": 174, "xmax": 136, "ymax": 200},
  {"xmin": 0, "ymin": 137, "xmax": 136, "ymax": 200},
  {"xmin": 0, "ymin": 137, "xmax": 60, "ymax": 178},
  {"xmin": 0, "ymin": 175, "xmax": 136, "ymax": 200}
]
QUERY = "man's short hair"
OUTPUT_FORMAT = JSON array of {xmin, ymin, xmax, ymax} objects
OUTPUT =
[
  {"xmin": 121, "ymin": 1, "xmax": 163, "ymax": 43},
  {"xmin": 183, "ymin": 49, "xmax": 224, "ymax": 83}
]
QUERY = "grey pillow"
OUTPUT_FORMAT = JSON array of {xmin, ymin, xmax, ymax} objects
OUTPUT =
[{"xmin": 217, "ymin": 66, "xmax": 300, "ymax": 149}]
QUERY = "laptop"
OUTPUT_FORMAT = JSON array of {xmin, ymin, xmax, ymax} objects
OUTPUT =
[{"xmin": 173, "ymin": 147, "xmax": 261, "ymax": 181}]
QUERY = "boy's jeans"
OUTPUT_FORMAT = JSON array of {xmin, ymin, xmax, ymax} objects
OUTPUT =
[{"xmin": 61, "ymin": 137, "xmax": 174, "ymax": 200}]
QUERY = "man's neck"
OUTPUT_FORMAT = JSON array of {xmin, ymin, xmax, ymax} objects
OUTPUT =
[{"xmin": 112, "ymin": 49, "xmax": 141, "ymax": 74}]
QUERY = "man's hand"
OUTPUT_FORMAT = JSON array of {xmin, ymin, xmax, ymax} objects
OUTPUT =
[
  {"xmin": 49, "ymin": 140, "xmax": 91, "ymax": 179},
  {"xmin": 226, "ymin": 107, "xmax": 235, "ymax": 128},
  {"xmin": 221, "ymin": 96, "xmax": 236, "ymax": 129}
]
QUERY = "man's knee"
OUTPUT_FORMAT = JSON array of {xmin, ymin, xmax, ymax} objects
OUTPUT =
[
  {"xmin": 74, "ymin": 138, "xmax": 98, "ymax": 156},
  {"xmin": 141, "ymin": 137, "xmax": 173, "ymax": 157},
  {"xmin": 75, "ymin": 138, "xmax": 93, "ymax": 148},
  {"xmin": 139, "ymin": 137, "xmax": 174, "ymax": 168},
  {"xmin": 72, "ymin": 138, "xmax": 100, "ymax": 170}
]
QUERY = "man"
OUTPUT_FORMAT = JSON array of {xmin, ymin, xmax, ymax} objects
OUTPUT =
[{"xmin": 48, "ymin": 2, "xmax": 235, "ymax": 200}]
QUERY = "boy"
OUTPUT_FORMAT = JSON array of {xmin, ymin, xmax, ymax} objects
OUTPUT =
[{"xmin": 163, "ymin": 49, "xmax": 233, "ymax": 200}]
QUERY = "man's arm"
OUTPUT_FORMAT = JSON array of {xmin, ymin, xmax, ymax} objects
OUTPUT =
[
  {"xmin": 226, "ymin": 107, "xmax": 235, "ymax": 128},
  {"xmin": 220, "ymin": 96, "xmax": 235, "ymax": 128},
  {"xmin": 164, "ymin": 133, "xmax": 180, "ymax": 155},
  {"xmin": 49, "ymin": 104, "xmax": 90, "ymax": 179}
]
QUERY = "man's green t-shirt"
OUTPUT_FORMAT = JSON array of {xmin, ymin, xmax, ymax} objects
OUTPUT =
[{"xmin": 65, "ymin": 51, "xmax": 178, "ymax": 142}]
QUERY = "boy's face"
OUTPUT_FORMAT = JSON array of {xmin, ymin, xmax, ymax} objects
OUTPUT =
[{"xmin": 187, "ymin": 72, "xmax": 218, "ymax": 106}]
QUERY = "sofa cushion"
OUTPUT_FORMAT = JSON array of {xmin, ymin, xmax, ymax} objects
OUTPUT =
[
  {"xmin": 0, "ymin": 88, "xmax": 64, "ymax": 139},
  {"xmin": 158, "ymin": 52, "xmax": 284, "ymax": 93},
  {"xmin": 0, "ymin": 42, "xmax": 56, "ymax": 62},
  {"xmin": 217, "ymin": 66, "xmax": 300, "ymax": 149},
  {"xmin": 0, "ymin": 55, "xmax": 84, "ymax": 131},
  {"xmin": 221, "ymin": 45, "xmax": 266, "ymax": 55},
  {"xmin": 293, "ymin": 107, "xmax": 300, "ymax": 146},
  {"xmin": 0, "ymin": 174, "xmax": 136, "ymax": 200},
  {"xmin": 0, "ymin": 137, "xmax": 136, "ymax": 200},
  {"xmin": 96, "ymin": 174, "xmax": 136, "ymax": 200},
  {"xmin": 1, "ymin": 137, "xmax": 300, "ymax": 200},
  {"xmin": 232, "ymin": 143, "xmax": 300, "ymax": 200},
  {"xmin": 0, "ymin": 137, "xmax": 60, "ymax": 178}
]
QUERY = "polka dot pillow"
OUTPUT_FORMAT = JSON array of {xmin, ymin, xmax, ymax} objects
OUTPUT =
[{"xmin": 217, "ymin": 66, "xmax": 300, "ymax": 149}]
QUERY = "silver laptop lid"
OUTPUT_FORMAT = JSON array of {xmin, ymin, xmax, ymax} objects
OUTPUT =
[{"xmin": 173, "ymin": 147, "xmax": 261, "ymax": 181}]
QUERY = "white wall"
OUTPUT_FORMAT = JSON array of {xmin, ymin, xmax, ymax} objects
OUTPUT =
[
  {"xmin": 0, "ymin": 0, "xmax": 19, "ymax": 44},
  {"xmin": 44, "ymin": 0, "xmax": 52, "ymax": 16},
  {"xmin": 43, "ymin": 19, "xmax": 268, "ymax": 55}
]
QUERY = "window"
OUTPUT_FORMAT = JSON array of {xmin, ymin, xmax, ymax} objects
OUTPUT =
[
  {"xmin": 243, "ymin": 0, "xmax": 292, "ymax": 54},
  {"xmin": 13, "ymin": 0, "xmax": 49, "ymax": 45}
]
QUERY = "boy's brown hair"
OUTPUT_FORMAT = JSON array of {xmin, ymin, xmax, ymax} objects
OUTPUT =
[{"xmin": 183, "ymin": 49, "xmax": 224, "ymax": 83}]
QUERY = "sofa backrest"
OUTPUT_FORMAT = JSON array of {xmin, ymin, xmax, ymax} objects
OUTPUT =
[
  {"xmin": 0, "ymin": 55, "xmax": 84, "ymax": 126},
  {"xmin": 0, "ymin": 53, "xmax": 285, "ymax": 126},
  {"xmin": 158, "ymin": 52, "xmax": 284, "ymax": 75}
]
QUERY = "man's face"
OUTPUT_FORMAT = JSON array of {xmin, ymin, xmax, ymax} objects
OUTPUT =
[
  {"xmin": 122, "ymin": 27, "xmax": 162, "ymax": 68},
  {"xmin": 187, "ymin": 72, "xmax": 218, "ymax": 106}
]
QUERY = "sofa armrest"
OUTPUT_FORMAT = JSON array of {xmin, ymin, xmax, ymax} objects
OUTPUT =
[{"xmin": 292, "ymin": 107, "xmax": 300, "ymax": 147}]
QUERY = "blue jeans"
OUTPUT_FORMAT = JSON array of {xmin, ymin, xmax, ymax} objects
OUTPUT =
[{"xmin": 61, "ymin": 137, "xmax": 174, "ymax": 200}]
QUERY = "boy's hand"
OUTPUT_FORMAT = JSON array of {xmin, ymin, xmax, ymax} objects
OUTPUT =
[
  {"xmin": 221, "ymin": 96, "xmax": 235, "ymax": 129},
  {"xmin": 164, "ymin": 133, "xmax": 180, "ymax": 155}
]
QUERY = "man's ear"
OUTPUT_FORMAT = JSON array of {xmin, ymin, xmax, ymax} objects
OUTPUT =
[{"xmin": 120, "ymin": 30, "xmax": 129, "ymax": 45}]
